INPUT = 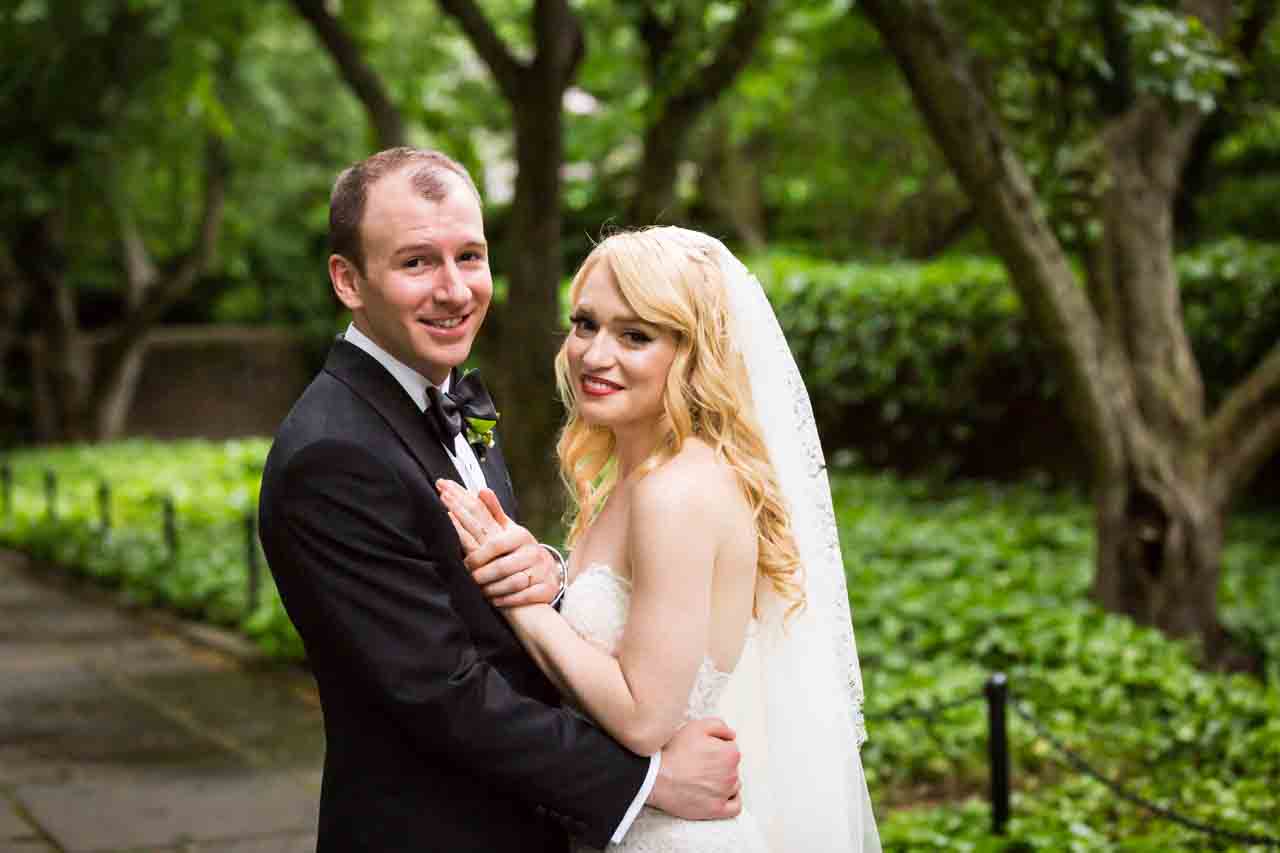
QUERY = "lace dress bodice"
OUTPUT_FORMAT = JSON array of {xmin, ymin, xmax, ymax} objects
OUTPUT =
[
  {"xmin": 559, "ymin": 564, "xmax": 767, "ymax": 852},
  {"xmin": 561, "ymin": 564, "xmax": 733, "ymax": 722}
]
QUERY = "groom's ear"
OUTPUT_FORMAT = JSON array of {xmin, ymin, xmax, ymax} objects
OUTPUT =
[{"xmin": 330, "ymin": 254, "xmax": 363, "ymax": 311}]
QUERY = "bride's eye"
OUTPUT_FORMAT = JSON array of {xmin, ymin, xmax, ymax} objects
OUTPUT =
[
  {"xmin": 622, "ymin": 329, "xmax": 652, "ymax": 345},
  {"xmin": 569, "ymin": 312, "xmax": 597, "ymax": 334}
]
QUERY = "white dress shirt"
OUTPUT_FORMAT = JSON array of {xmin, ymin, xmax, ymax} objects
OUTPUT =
[{"xmin": 342, "ymin": 323, "xmax": 659, "ymax": 842}]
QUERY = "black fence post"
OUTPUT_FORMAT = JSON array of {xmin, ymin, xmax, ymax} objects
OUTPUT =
[
  {"xmin": 98, "ymin": 481, "xmax": 112, "ymax": 534},
  {"xmin": 43, "ymin": 469, "xmax": 57, "ymax": 519},
  {"xmin": 986, "ymin": 672, "xmax": 1011, "ymax": 835},
  {"xmin": 245, "ymin": 511, "xmax": 260, "ymax": 615},
  {"xmin": 162, "ymin": 496, "xmax": 177, "ymax": 557},
  {"xmin": 1, "ymin": 462, "xmax": 11, "ymax": 518}
]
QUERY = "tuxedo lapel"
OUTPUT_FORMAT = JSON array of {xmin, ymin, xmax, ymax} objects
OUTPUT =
[{"xmin": 323, "ymin": 340, "xmax": 465, "ymax": 487}]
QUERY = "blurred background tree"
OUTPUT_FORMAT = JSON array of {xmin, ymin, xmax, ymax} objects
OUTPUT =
[{"xmin": 861, "ymin": 0, "xmax": 1280, "ymax": 664}]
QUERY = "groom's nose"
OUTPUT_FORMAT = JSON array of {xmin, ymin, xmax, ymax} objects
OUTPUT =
[{"xmin": 433, "ymin": 260, "xmax": 470, "ymax": 305}]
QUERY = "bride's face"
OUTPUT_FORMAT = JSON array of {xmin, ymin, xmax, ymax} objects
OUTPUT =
[{"xmin": 566, "ymin": 264, "xmax": 678, "ymax": 435}]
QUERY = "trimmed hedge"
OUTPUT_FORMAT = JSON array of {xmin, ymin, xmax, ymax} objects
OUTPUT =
[{"xmin": 750, "ymin": 238, "xmax": 1280, "ymax": 485}]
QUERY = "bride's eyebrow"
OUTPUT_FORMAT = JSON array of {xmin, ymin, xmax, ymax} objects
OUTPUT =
[{"xmin": 570, "ymin": 303, "xmax": 653, "ymax": 327}]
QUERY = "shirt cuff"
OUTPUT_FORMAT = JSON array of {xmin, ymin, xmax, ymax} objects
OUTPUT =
[{"xmin": 611, "ymin": 752, "xmax": 660, "ymax": 843}]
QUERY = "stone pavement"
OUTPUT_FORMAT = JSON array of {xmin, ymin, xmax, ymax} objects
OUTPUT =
[{"xmin": 0, "ymin": 550, "xmax": 324, "ymax": 853}]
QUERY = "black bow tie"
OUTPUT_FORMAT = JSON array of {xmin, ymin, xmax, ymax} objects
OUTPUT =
[{"xmin": 425, "ymin": 370, "xmax": 499, "ymax": 459}]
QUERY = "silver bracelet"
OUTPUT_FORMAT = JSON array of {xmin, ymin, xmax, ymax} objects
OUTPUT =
[{"xmin": 540, "ymin": 543, "xmax": 569, "ymax": 609}]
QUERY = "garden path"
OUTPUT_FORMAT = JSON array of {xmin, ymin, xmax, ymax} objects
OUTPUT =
[{"xmin": 0, "ymin": 549, "xmax": 323, "ymax": 852}]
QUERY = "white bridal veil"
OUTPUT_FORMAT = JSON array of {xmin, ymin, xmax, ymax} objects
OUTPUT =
[{"xmin": 706, "ymin": 234, "xmax": 882, "ymax": 853}]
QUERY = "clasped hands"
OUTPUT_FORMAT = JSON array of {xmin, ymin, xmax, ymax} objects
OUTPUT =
[
  {"xmin": 437, "ymin": 479, "xmax": 561, "ymax": 607},
  {"xmin": 435, "ymin": 478, "xmax": 744, "ymax": 821}
]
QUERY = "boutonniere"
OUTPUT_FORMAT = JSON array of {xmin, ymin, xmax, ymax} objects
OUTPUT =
[{"xmin": 464, "ymin": 414, "xmax": 499, "ymax": 458}]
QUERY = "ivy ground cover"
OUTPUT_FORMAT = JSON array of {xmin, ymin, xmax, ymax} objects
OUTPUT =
[
  {"xmin": 844, "ymin": 474, "xmax": 1280, "ymax": 851},
  {"xmin": 1, "ymin": 441, "xmax": 1277, "ymax": 850}
]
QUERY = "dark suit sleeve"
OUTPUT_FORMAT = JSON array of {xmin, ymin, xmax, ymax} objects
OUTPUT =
[{"xmin": 274, "ymin": 438, "xmax": 648, "ymax": 848}]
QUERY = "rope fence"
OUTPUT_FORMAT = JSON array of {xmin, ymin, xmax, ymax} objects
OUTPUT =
[
  {"xmin": 1, "ymin": 463, "xmax": 265, "ymax": 620},
  {"xmin": 3, "ymin": 461, "xmax": 1277, "ymax": 845},
  {"xmin": 863, "ymin": 672, "xmax": 1280, "ymax": 845}
]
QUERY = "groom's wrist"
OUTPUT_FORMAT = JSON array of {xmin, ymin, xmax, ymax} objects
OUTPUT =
[{"xmin": 540, "ymin": 543, "xmax": 568, "ymax": 610}]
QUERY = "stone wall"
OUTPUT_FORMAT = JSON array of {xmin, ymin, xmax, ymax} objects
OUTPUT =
[{"xmin": 122, "ymin": 326, "xmax": 318, "ymax": 439}]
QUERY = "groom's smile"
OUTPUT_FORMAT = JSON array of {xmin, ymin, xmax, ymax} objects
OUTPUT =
[{"xmin": 329, "ymin": 167, "xmax": 493, "ymax": 386}]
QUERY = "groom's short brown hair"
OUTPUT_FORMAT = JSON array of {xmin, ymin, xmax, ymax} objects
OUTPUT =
[{"xmin": 329, "ymin": 147, "xmax": 481, "ymax": 274}]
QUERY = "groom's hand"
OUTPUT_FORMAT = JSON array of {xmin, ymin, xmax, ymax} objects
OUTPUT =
[
  {"xmin": 648, "ymin": 717, "xmax": 742, "ymax": 821},
  {"xmin": 437, "ymin": 481, "xmax": 560, "ymax": 607}
]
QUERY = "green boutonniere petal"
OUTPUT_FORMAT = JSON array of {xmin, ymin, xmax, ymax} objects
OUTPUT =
[{"xmin": 464, "ymin": 413, "xmax": 499, "ymax": 448}]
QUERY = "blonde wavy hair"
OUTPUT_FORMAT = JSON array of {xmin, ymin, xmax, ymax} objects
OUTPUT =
[{"xmin": 555, "ymin": 227, "xmax": 805, "ymax": 615}]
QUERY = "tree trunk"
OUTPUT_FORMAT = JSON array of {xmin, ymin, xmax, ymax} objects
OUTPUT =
[
  {"xmin": 94, "ymin": 337, "xmax": 148, "ymax": 440},
  {"xmin": 17, "ymin": 135, "xmax": 227, "ymax": 445},
  {"xmin": 697, "ymin": 117, "xmax": 767, "ymax": 252},
  {"xmin": 16, "ymin": 213, "xmax": 96, "ymax": 443},
  {"xmin": 1093, "ymin": 474, "xmax": 1226, "ymax": 658},
  {"xmin": 627, "ymin": 0, "xmax": 769, "ymax": 227},
  {"xmin": 1086, "ymin": 100, "xmax": 1228, "ymax": 654},
  {"xmin": 630, "ymin": 123, "xmax": 686, "ymax": 225},
  {"xmin": 0, "ymin": 245, "xmax": 27, "ymax": 415},
  {"xmin": 487, "ymin": 89, "xmax": 570, "ymax": 536},
  {"xmin": 860, "ymin": 0, "xmax": 1262, "ymax": 665},
  {"xmin": 435, "ymin": 0, "xmax": 584, "ymax": 537}
]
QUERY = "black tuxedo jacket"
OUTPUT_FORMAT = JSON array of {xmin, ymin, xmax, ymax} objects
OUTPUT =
[{"xmin": 258, "ymin": 341, "xmax": 648, "ymax": 852}]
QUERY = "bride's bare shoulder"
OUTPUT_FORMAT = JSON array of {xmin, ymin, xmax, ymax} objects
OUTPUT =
[{"xmin": 630, "ymin": 439, "xmax": 742, "ymax": 526}]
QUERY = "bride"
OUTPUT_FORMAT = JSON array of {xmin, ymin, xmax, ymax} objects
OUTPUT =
[{"xmin": 438, "ymin": 227, "xmax": 879, "ymax": 852}]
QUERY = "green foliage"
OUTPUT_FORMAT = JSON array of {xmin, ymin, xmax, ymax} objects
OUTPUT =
[
  {"xmin": 1124, "ymin": 6, "xmax": 1237, "ymax": 112},
  {"xmin": 838, "ymin": 473, "xmax": 1280, "ymax": 850},
  {"xmin": 721, "ymin": 5, "xmax": 965, "ymax": 257},
  {"xmin": 751, "ymin": 239, "xmax": 1280, "ymax": 479},
  {"xmin": 1, "ymin": 442, "xmax": 1277, "ymax": 848},
  {"xmin": 0, "ymin": 440, "xmax": 304, "ymax": 660},
  {"xmin": 751, "ymin": 250, "xmax": 1057, "ymax": 475}
]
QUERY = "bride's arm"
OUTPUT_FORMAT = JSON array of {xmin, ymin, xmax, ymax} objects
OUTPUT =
[{"xmin": 442, "ymin": 471, "xmax": 718, "ymax": 756}]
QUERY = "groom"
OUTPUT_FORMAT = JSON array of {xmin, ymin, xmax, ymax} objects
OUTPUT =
[{"xmin": 258, "ymin": 147, "xmax": 741, "ymax": 852}]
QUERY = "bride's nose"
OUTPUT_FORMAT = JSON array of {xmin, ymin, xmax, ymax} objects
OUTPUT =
[{"xmin": 579, "ymin": 332, "xmax": 618, "ymax": 370}]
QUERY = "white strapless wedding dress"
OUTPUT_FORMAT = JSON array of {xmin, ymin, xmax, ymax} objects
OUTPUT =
[{"xmin": 560, "ymin": 564, "xmax": 769, "ymax": 853}]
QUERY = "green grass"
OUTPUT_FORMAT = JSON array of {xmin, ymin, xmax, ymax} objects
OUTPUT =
[{"xmin": 1, "ymin": 441, "xmax": 1277, "ymax": 850}]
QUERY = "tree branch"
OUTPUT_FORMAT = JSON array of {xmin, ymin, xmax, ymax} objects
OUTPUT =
[
  {"xmin": 112, "ymin": 134, "xmax": 229, "ymax": 351},
  {"xmin": 1176, "ymin": 0, "xmax": 1278, "ymax": 232},
  {"xmin": 627, "ymin": 0, "xmax": 770, "ymax": 223},
  {"xmin": 665, "ymin": 0, "xmax": 770, "ymax": 120},
  {"xmin": 860, "ymin": 0, "xmax": 1123, "ymax": 481},
  {"xmin": 290, "ymin": 0, "xmax": 407, "ymax": 149},
  {"xmin": 1091, "ymin": 0, "xmax": 1136, "ymax": 116},
  {"xmin": 638, "ymin": 3, "xmax": 677, "ymax": 86},
  {"xmin": 117, "ymin": 208, "xmax": 158, "ymax": 307},
  {"xmin": 437, "ymin": 0, "xmax": 526, "ymax": 101},
  {"xmin": 1207, "ymin": 340, "xmax": 1280, "ymax": 502},
  {"xmin": 0, "ymin": 241, "xmax": 27, "ymax": 364},
  {"xmin": 533, "ymin": 0, "xmax": 585, "ymax": 88}
]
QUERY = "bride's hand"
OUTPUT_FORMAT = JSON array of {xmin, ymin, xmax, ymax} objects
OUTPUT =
[{"xmin": 436, "ymin": 480, "xmax": 561, "ymax": 608}]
